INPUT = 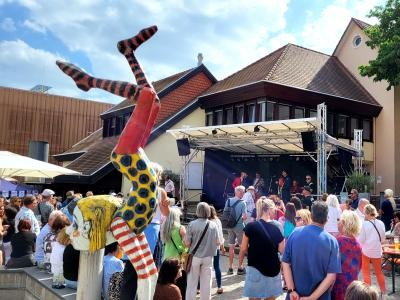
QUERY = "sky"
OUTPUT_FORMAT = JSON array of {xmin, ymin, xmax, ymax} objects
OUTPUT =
[{"xmin": 0, "ymin": 0, "xmax": 385, "ymax": 104}]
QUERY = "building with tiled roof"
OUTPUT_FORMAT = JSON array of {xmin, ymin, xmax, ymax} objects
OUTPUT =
[{"xmin": 55, "ymin": 17, "xmax": 399, "ymax": 200}]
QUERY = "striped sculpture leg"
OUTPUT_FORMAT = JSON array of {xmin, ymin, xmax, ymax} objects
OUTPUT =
[{"xmin": 111, "ymin": 217, "xmax": 158, "ymax": 300}]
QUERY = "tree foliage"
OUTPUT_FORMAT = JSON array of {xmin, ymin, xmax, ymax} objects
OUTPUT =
[{"xmin": 359, "ymin": 0, "xmax": 400, "ymax": 90}]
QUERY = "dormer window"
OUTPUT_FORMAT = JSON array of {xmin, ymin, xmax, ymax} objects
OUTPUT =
[{"xmin": 352, "ymin": 35, "xmax": 362, "ymax": 48}]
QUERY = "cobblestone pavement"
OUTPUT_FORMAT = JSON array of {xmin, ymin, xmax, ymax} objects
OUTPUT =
[{"xmin": 202, "ymin": 253, "xmax": 400, "ymax": 300}]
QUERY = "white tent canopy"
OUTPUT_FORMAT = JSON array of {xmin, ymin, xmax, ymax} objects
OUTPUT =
[
  {"xmin": 0, "ymin": 151, "xmax": 81, "ymax": 178},
  {"xmin": 167, "ymin": 118, "xmax": 360, "ymax": 155}
]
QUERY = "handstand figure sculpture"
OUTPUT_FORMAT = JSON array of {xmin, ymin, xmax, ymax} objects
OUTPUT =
[{"xmin": 58, "ymin": 26, "xmax": 161, "ymax": 299}]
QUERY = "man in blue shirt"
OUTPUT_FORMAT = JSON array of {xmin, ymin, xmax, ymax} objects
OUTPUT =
[
  {"xmin": 282, "ymin": 201, "xmax": 341, "ymax": 300},
  {"xmin": 350, "ymin": 189, "xmax": 359, "ymax": 210}
]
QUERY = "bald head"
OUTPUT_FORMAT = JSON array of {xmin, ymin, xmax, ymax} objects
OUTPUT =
[{"xmin": 358, "ymin": 198, "xmax": 369, "ymax": 213}]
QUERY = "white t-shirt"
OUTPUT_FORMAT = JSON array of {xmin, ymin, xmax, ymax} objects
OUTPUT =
[
  {"xmin": 355, "ymin": 208, "xmax": 365, "ymax": 222},
  {"xmin": 324, "ymin": 206, "xmax": 342, "ymax": 233},
  {"xmin": 50, "ymin": 242, "xmax": 66, "ymax": 276},
  {"xmin": 242, "ymin": 191, "xmax": 255, "ymax": 215},
  {"xmin": 358, "ymin": 218, "xmax": 386, "ymax": 258}
]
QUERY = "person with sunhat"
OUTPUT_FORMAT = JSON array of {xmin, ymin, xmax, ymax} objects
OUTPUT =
[
  {"xmin": 38, "ymin": 189, "xmax": 55, "ymax": 226},
  {"xmin": 62, "ymin": 191, "xmax": 75, "ymax": 208}
]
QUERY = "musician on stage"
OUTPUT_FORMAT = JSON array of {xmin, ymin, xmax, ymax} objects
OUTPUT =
[
  {"xmin": 232, "ymin": 171, "xmax": 250, "ymax": 189},
  {"xmin": 280, "ymin": 170, "xmax": 292, "ymax": 203},
  {"xmin": 303, "ymin": 175, "xmax": 315, "ymax": 194},
  {"xmin": 253, "ymin": 171, "xmax": 265, "ymax": 197}
]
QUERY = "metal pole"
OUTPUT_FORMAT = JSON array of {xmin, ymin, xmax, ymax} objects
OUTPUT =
[
  {"xmin": 317, "ymin": 103, "xmax": 327, "ymax": 195},
  {"xmin": 354, "ymin": 129, "xmax": 363, "ymax": 174},
  {"xmin": 76, "ymin": 249, "xmax": 104, "ymax": 300}
]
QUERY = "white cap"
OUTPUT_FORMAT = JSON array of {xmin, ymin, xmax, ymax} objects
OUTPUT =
[{"xmin": 42, "ymin": 189, "xmax": 55, "ymax": 197}]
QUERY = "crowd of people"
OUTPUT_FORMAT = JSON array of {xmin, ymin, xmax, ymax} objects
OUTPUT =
[
  {"xmin": 217, "ymin": 184, "xmax": 399, "ymax": 300},
  {"xmin": 0, "ymin": 178, "xmax": 398, "ymax": 300}
]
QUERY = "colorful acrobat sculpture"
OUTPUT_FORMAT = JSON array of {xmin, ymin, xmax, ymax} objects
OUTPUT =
[{"xmin": 58, "ymin": 26, "xmax": 161, "ymax": 300}]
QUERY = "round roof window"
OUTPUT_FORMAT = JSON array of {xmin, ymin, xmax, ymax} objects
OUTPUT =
[{"xmin": 353, "ymin": 35, "xmax": 362, "ymax": 48}]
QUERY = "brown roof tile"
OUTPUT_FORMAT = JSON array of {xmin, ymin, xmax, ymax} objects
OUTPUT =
[
  {"xmin": 352, "ymin": 18, "xmax": 370, "ymax": 30},
  {"xmin": 202, "ymin": 43, "xmax": 379, "ymax": 106},
  {"xmin": 65, "ymin": 135, "xmax": 118, "ymax": 175},
  {"xmin": 101, "ymin": 68, "xmax": 193, "ymax": 115}
]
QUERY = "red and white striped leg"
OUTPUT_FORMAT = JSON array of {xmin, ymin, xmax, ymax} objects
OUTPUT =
[{"xmin": 111, "ymin": 217, "xmax": 158, "ymax": 300}]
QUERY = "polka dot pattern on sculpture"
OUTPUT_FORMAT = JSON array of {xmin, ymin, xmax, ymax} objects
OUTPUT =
[
  {"xmin": 136, "ymin": 159, "xmax": 147, "ymax": 170},
  {"xmin": 120, "ymin": 155, "xmax": 132, "ymax": 167},
  {"xmin": 139, "ymin": 174, "xmax": 149, "ymax": 184},
  {"xmin": 131, "ymin": 181, "xmax": 138, "ymax": 191},
  {"xmin": 138, "ymin": 188, "xmax": 149, "ymax": 198},
  {"xmin": 111, "ymin": 151, "xmax": 158, "ymax": 235},
  {"xmin": 128, "ymin": 167, "xmax": 138, "ymax": 177},
  {"xmin": 123, "ymin": 210, "xmax": 134, "ymax": 221},
  {"xmin": 135, "ymin": 203, "xmax": 147, "ymax": 214},
  {"xmin": 149, "ymin": 198, "xmax": 156, "ymax": 209},
  {"xmin": 135, "ymin": 218, "xmax": 145, "ymax": 228},
  {"xmin": 149, "ymin": 182, "xmax": 156, "ymax": 192},
  {"xmin": 127, "ymin": 196, "xmax": 137, "ymax": 206}
]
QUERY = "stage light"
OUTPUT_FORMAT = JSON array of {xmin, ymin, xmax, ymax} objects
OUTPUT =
[
  {"xmin": 212, "ymin": 129, "xmax": 218, "ymax": 135},
  {"xmin": 254, "ymin": 125, "xmax": 260, "ymax": 133}
]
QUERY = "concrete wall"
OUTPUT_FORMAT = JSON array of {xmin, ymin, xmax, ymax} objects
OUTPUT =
[
  {"xmin": 334, "ymin": 22, "xmax": 396, "ymax": 193},
  {"xmin": 121, "ymin": 107, "xmax": 206, "ymax": 198},
  {"xmin": 0, "ymin": 268, "xmax": 74, "ymax": 300}
]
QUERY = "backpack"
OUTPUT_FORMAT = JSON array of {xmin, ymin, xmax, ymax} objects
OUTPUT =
[{"xmin": 221, "ymin": 198, "xmax": 242, "ymax": 228}]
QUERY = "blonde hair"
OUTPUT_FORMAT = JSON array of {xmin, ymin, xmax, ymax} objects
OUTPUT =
[
  {"xmin": 256, "ymin": 197, "xmax": 275, "ymax": 219},
  {"xmin": 57, "ymin": 228, "xmax": 71, "ymax": 246},
  {"xmin": 364, "ymin": 204, "xmax": 378, "ymax": 218},
  {"xmin": 326, "ymin": 194, "xmax": 340, "ymax": 208},
  {"xmin": 340, "ymin": 210, "xmax": 361, "ymax": 237},
  {"xmin": 296, "ymin": 209, "xmax": 311, "ymax": 225},
  {"xmin": 77, "ymin": 195, "xmax": 120, "ymax": 252},
  {"xmin": 384, "ymin": 188, "xmax": 397, "ymax": 211}
]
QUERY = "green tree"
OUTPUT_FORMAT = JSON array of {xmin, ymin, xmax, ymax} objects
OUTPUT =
[{"xmin": 359, "ymin": 0, "xmax": 400, "ymax": 90}]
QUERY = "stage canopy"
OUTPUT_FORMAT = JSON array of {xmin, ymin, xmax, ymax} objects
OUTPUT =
[{"xmin": 167, "ymin": 117, "xmax": 360, "ymax": 156}]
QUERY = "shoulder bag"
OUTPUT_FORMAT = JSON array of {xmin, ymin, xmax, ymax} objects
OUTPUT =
[
  {"xmin": 257, "ymin": 220, "xmax": 277, "ymax": 251},
  {"xmin": 184, "ymin": 221, "xmax": 209, "ymax": 273},
  {"xmin": 368, "ymin": 219, "xmax": 382, "ymax": 242}
]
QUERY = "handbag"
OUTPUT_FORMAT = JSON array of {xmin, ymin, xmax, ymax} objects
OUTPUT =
[
  {"xmin": 153, "ymin": 232, "xmax": 164, "ymax": 269},
  {"xmin": 170, "ymin": 228, "xmax": 188, "ymax": 265},
  {"xmin": 184, "ymin": 221, "xmax": 209, "ymax": 274}
]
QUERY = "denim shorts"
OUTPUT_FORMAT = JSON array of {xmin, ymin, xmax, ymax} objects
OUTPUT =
[{"xmin": 243, "ymin": 266, "xmax": 282, "ymax": 298}]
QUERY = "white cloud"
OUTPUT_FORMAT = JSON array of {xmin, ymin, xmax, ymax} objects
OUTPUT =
[
  {"xmin": 1, "ymin": 17, "xmax": 16, "ymax": 32},
  {"xmin": 300, "ymin": 0, "xmax": 385, "ymax": 54},
  {"xmin": 0, "ymin": 39, "xmax": 120, "ymax": 103},
  {"xmin": 23, "ymin": 19, "xmax": 46, "ymax": 33},
  {"xmin": 3, "ymin": 0, "xmax": 386, "ymax": 101}
]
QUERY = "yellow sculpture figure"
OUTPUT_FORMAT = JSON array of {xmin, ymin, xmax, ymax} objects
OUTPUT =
[{"xmin": 59, "ymin": 26, "xmax": 163, "ymax": 300}]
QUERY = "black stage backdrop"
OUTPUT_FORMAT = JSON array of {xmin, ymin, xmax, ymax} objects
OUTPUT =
[{"xmin": 201, "ymin": 149, "xmax": 353, "ymax": 209}]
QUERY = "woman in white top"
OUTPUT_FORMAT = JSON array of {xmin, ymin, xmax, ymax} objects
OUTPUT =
[
  {"xmin": 50, "ymin": 228, "xmax": 70, "ymax": 289},
  {"xmin": 358, "ymin": 204, "xmax": 386, "ymax": 294},
  {"xmin": 324, "ymin": 194, "xmax": 342, "ymax": 237}
]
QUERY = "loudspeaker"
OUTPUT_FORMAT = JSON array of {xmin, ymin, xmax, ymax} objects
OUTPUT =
[
  {"xmin": 176, "ymin": 138, "xmax": 190, "ymax": 156},
  {"xmin": 301, "ymin": 131, "xmax": 317, "ymax": 152}
]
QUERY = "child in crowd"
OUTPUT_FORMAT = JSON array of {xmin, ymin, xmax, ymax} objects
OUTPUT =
[{"xmin": 102, "ymin": 242, "xmax": 124, "ymax": 299}]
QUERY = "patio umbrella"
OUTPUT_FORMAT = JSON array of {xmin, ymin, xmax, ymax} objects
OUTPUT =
[{"xmin": 0, "ymin": 151, "xmax": 80, "ymax": 178}]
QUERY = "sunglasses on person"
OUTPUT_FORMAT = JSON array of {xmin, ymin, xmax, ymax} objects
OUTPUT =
[
  {"xmin": 294, "ymin": 216, "xmax": 302, "ymax": 222},
  {"xmin": 306, "ymin": 177, "xmax": 311, "ymax": 180}
]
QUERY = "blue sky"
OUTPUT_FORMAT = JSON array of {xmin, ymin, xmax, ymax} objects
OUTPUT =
[{"xmin": 0, "ymin": 0, "xmax": 384, "ymax": 104}]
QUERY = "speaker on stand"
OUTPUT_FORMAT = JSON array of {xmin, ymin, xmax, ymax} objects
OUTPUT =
[
  {"xmin": 301, "ymin": 131, "xmax": 317, "ymax": 152},
  {"xmin": 176, "ymin": 138, "xmax": 190, "ymax": 156}
]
